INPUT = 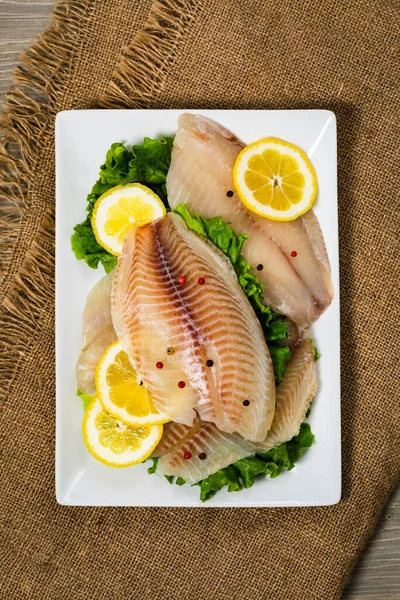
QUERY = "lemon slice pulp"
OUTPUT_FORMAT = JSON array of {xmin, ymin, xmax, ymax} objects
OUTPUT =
[
  {"xmin": 233, "ymin": 138, "xmax": 317, "ymax": 221},
  {"xmin": 95, "ymin": 341, "xmax": 169, "ymax": 427},
  {"xmin": 91, "ymin": 183, "xmax": 166, "ymax": 256},
  {"xmin": 82, "ymin": 397, "xmax": 163, "ymax": 467}
]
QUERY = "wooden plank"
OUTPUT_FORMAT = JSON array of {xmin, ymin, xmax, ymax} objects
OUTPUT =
[
  {"xmin": 0, "ymin": 1, "xmax": 399, "ymax": 598},
  {"xmin": 0, "ymin": 0, "xmax": 53, "ymax": 103},
  {"xmin": 342, "ymin": 486, "xmax": 400, "ymax": 599}
]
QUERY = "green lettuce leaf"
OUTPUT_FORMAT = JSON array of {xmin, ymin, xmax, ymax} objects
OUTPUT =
[
  {"xmin": 148, "ymin": 423, "xmax": 315, "ymax": 501},
  {"xmin": 259, "ymin": 423, "xmax": 315, "ymax": 469},
  {"xmin": 309, "ymin": 338, "xmax": 321, "ymax": 361},
  {"xmin": 71, "ymin": 136, "xmax": 173, "ymax": 271},
  {"xmin": 264, "ymin": 320, "xmax": 289, "ymax": 341},
  {"xmin": 173, "ymin": 204, "xmax": 291, "ymax": 382},
  {"xmin": 71, "ymin": 218, "xmax": 118, "ymax": 273},
  {"xmin": 234, "ymin": 456, "xmax": 280, "ymax": 488},
  {"xmin": 285, "ymin": 422, "xmax": 315, "ymax": 464},
  {"xmin": 198, "ymin": 465, "xmax": 243, "ymax": 501},
  {"xmin": 146, "ymin": 457, "xmax": 177, "ymax": 484},
  {"xmin": 198, "ymin": 423, "xmax": 315, "ymax": 501},
  {"xmin": 77, "ymin": 390, "xmax": 94, "ymax": 411},
  {"xmin": 147, "ymin": 457, "xmax": 159, "ymax": 474},
  {"xmin": 268, "ymin": 346, "xmax": 292, "ymax": 383}
]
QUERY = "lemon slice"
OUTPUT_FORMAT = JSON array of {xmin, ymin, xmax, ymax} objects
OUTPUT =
[
  {"xmin": 91, "ymin": 183, "xmax": 166, "ymax": 255},
  {"xmin": 95, "ymin": 341, "xmax": 169, "ymax": 427},
  {"xmin": 233, "ymin": 138, "xmax": 317, "ymax": 221},
  {"xmin": 82, "ymin": 397, "xmax": 163, "ymax": 467}
]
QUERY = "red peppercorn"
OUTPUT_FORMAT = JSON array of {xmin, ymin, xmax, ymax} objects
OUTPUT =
[
  {"xmin": 178, "ymin": 381, "xmax": 186, "ymax": 389},
  {"xmin": 156, "ymin": 362, "xmax": 163, "ymax": 369},
  {"xmin": 198, "ymin": 277, "xmax": 205, "ymax": 285},
  {"xmin": 291, "ymin": 251, "xmax": 297, "ymax": 257},
  {"xmin": 178, "ymin": 276, "xmax": 186, "ymax": 284},
  {"xmin": 184, "ymin": 452, "xmax": 192, "ymax": 460}
]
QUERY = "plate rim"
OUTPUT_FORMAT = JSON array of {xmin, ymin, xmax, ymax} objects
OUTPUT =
[{"xmin": 55, "ymin": 108, "xmax": 341, "ymax": 507}]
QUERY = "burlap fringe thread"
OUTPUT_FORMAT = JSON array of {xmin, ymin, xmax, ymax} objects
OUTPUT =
[
  {"xmin": 0, "ymin": 0, "xmax": 201, "ymax": 401},
  {"xmin": 0, "ymin": 1, "xmax": 92, "ymax": 401},
  {"xmin": 100, "ymin": 0, "xmax": 203, "ymax": 108},
  {"xmin": 0, "ymin": 2, "xmax": 92, "ymax": 288}
]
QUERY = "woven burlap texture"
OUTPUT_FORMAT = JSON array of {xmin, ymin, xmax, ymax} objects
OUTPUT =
[{"xmin": 1, "ymin": 1, "xmax": 399, "ymax": 599}]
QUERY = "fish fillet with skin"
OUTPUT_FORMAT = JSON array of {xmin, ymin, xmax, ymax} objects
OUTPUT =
[
  {"xmin": 112, "ymin": 212, "xmax": 276, "ymax": 442},
  {"xmin": 156, "ymin": 339, "xmax": 316, "ymax": 484},
  {"xmin": 167, "ymin": 113, "xmax": 333, "ymax": 327},
  {"xmin": 76, "ymin": 272, "xmax": 117, "ymax": 395}
]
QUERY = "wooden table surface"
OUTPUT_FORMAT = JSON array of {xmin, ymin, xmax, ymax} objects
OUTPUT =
[{"xmin": 1, "ymin": 2, "xmax": 399, "ymax": 598}]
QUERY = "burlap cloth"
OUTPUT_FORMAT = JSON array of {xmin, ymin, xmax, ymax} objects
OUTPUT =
[{"xmin": 1, "ymin": 1, "xmax": 399, "ymax": 598}]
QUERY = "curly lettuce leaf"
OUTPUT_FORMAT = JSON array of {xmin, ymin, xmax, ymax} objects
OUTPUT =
[
  {"xmin": 71, "ymin": 217, "xmax": 118, "ymax": 273},
  {"xmin": 71, "ymin": 136, "xmax": 173, "ymax": 271},
  {"xmin": 285, "ymin": 422, "xmax": 315, "ymax": 464},
  {"xmin": 268, "ymin": 346, "xmax": 292, "ymax": 383},
  {"xmin": 264, "ymin": 320, "xmax": 289, "ymax": 342},
  {"xmin": 173, "ymin": 204, "xmax": 291, "ymax": 382},
  {"xmin": 234, "ymin": 456, "xmax": 280, "ymax": 488},
  {"xmin": 309, "ymin": 338, "xmax": 321, "ymax": 361},
  {"xmin": 148, "ymin": 423, "xmax": 315, "ymax": 501},
  {"xmin": 198, "ymin": 465, "xmax": 243, "ymax": 501},
  {"xmin": 305, "ymin": 401, "xmax": 313, "ymax": 418},
  {"xmin": 77, "ymin": 390, "xmax": 94, "ymax": 411},
  {"xmin": 199, "ymin": 423, "xmax": 315, "ymax": 501},
  {"xmin": 147, "ymin": 457, "xmax": 159, "ymax": 474}
]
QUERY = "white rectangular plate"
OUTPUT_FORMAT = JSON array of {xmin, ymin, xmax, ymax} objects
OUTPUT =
[{"xmin": 56, "ymin": 109, "xmax": 340, "ymax": 507}]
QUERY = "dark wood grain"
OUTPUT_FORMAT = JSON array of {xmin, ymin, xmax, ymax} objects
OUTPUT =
[
  {"xmin": 342, "ymin": 487, "xmax": 400, "ymax": 599},
  {"xmin": 0, "ymin": 0, "xmax": 53, "ymax": 103},
  {"xmin": 0, "ymin": 1, "xmax": 399, "ymax": 598}
]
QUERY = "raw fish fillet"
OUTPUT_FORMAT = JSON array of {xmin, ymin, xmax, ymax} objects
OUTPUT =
[
  {"xmin": 152, "ymin": 418, "xmax": 203, "ymax": 458},
  {"xmin": 76, "ymin": 272, "xmax": 117, "ymax": 395},
  {"xmin": 112, "ymin": 212, "xmax": 276, "ymax": 442},
  {"xmin": 157, "ymin": 421, "xmax": 254, "ymax": 482},
  {"xmin": 156, "ymin": 339, "xmax": 316, "ymax": 483},
  {"xmin": 279, "ymin": 318, "xmax": 307, "ymax": 351},
  {"xmin": 166, "ymin": 113, "xmax": 333, "ymax": 327},
  {"xmin": 255, "ymin": 337, "xmax": 316, "ymax": 450}
]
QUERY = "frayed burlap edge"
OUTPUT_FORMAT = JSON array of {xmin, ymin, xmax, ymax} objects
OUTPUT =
[
  {"xmin": 0, "ymin": 1, "xmax": 95, "ymax": 401},
  {"xmin": 100, "ymin": 0, "xmax": 204, "ymax": 108},
  {"xmin": 0, "ymin": 0, "xmax": 94, "ymax": 297},
  {"xmin": 0, "ymin": 0, "xmax": 202, "ymax": 400},
  {"xmin": 0, "ymin": 210, "xmax": 55, "ymax": 402}
]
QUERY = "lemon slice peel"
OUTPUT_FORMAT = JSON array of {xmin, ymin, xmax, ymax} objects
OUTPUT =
[
  {"xmin": 91, "ymin": 183, "xmax": 166, "ymax": 256},
  {"xmin": 82, "ymin": 397, "xmax": 163, "ymax": 468},
  {"xmin": 233, "ymin": 138, "xmax": 317, "ymax": 222},
  {"xmin": 95, "ymin": 341, "xmax": 170, "ymax": 427}
]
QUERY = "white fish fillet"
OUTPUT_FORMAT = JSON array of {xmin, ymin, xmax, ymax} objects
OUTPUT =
[
  {"xmin": 112, "ymin": 212, "xmax": 276, "ymax": 442},
  {"xmin": 76, "ymin": 272, "xmax": 117, "ymax": 395},
  {"xmin": 166, "ymin": 113, "xmax": 333, "ymax": 327},
  {"xmin": 156, "ymin": 339, "xmax": 316, "ymax": 483}
]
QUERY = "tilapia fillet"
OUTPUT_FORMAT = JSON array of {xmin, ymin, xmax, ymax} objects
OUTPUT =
[
  {"xmin": 76, "ymin": 272, "xmax": 117, "ymax": 395},
  {"xmin": 155, "ymin": 339, "xmax": 316, "ymax": 483},
  {"xmin": 167, "ymin": 113, "xmax": 333, "ymax": 327},
  {"xmin": 112, "ymin": 212, "xmax": 276, "ymax": 442}
]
